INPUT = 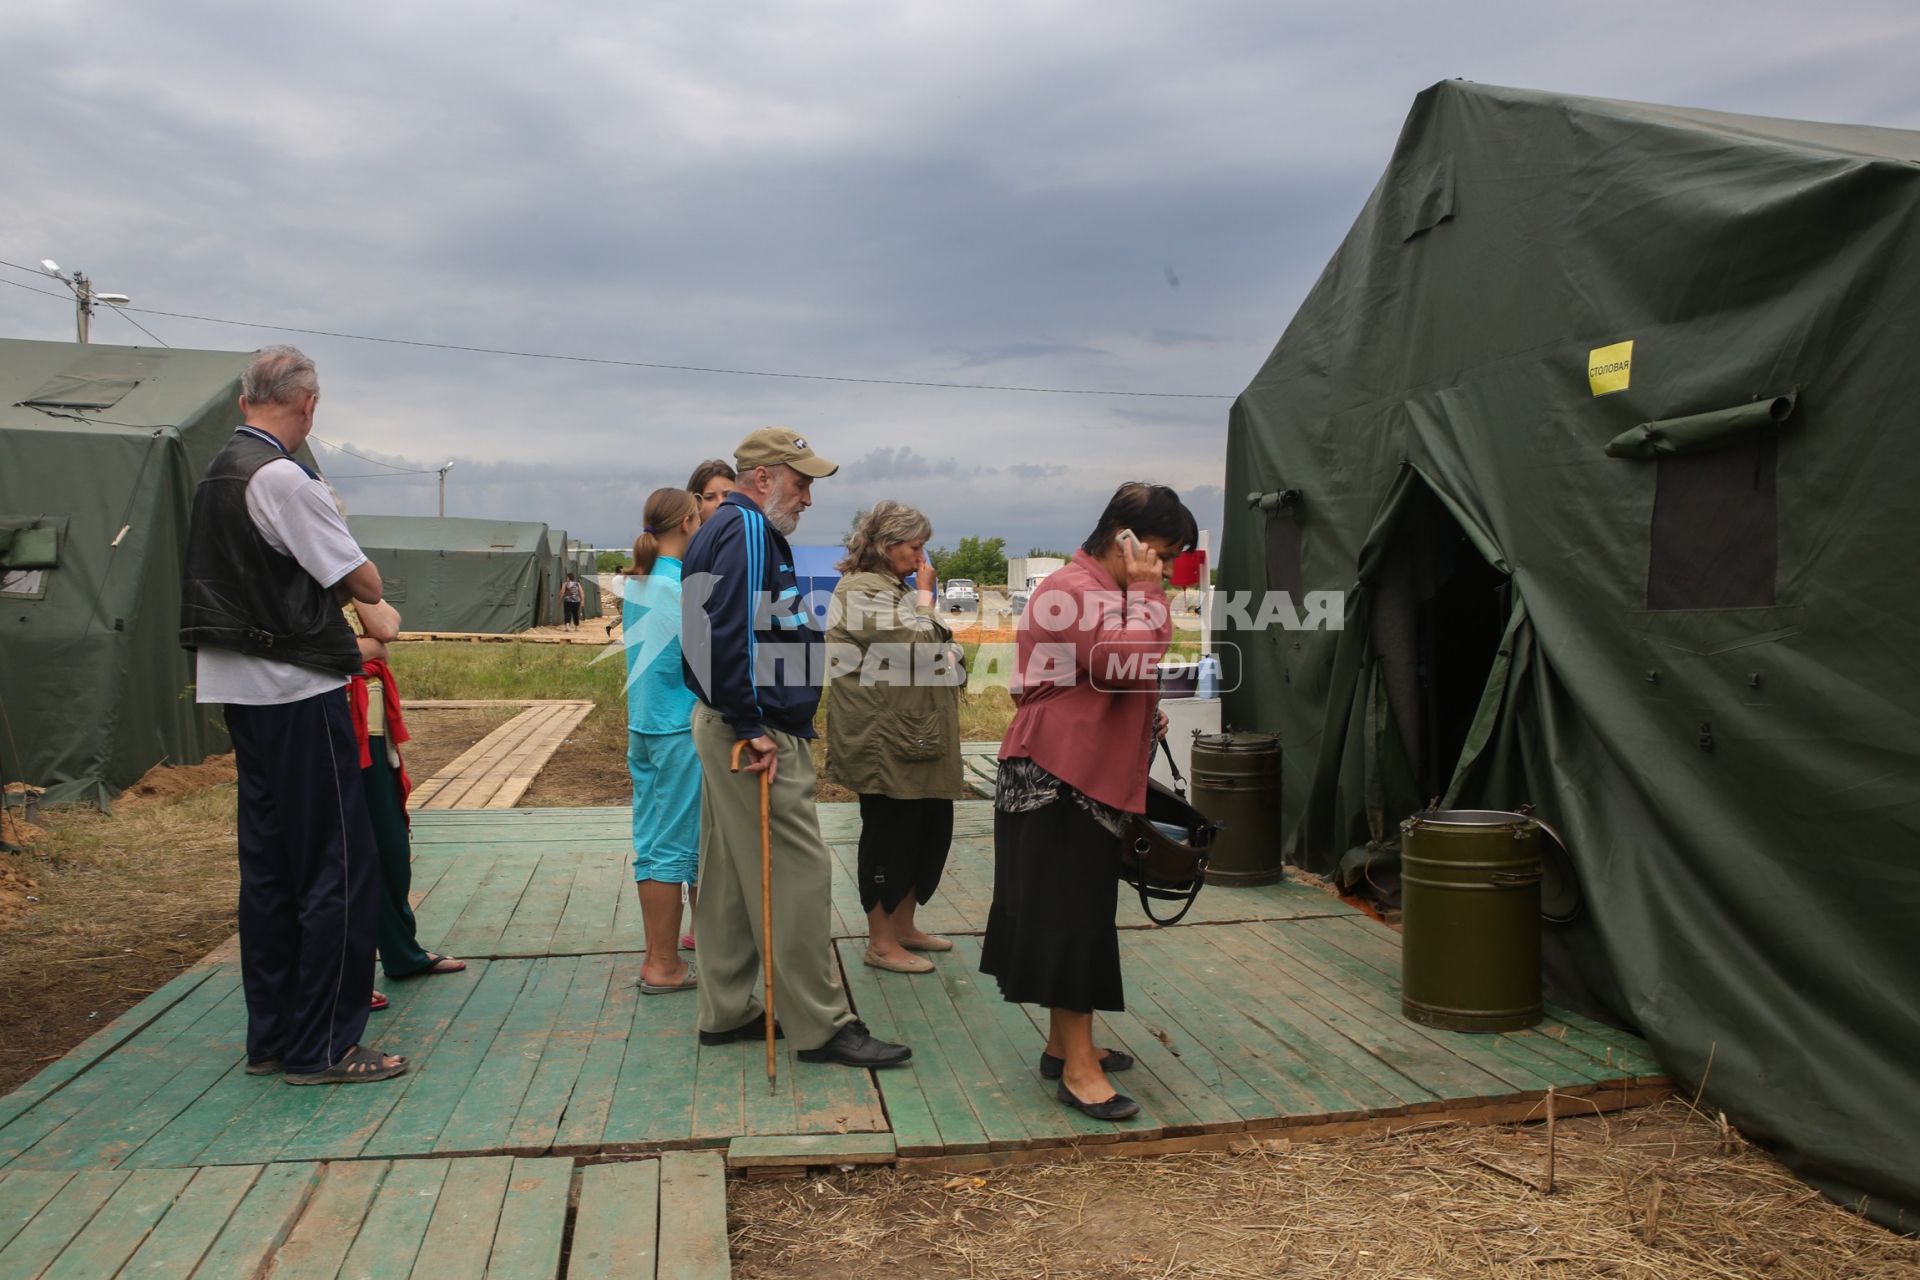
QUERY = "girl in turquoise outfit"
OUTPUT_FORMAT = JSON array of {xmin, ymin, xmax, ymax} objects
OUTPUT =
[{"xmin": 623, "ymin": 487, "xmax": 703, "ymax": 993}]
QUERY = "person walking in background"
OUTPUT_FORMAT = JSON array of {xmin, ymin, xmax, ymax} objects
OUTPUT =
[
  {"xmin": 680, "ymin": 428, "xmax": 911, "ymax": 1068},
  {"xmin": 687, "ymin": 459, "xmax": 736, "ymax": 522},
  {"xmin": 179, "ymin": 345, "xmax": 405, "ymax": 1085},
  {"xmin": 561, "ymin": 571, "xmax": 584, "ymax": 629},
  {"xmin": 623, "ymin": 487, "xmax": 704, "ymax": 994},
  {"xmin": 980, "ymin": 482, "xmax": 1196, "ymax": 1121},
  {"xmin": 825, "ymin": 501, "xmax": 966, "ymax": 974}
]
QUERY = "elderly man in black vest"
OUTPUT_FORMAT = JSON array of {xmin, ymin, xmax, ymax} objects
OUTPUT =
[{"xmin": 180, "ymin": 346, "xmax": 407, "ymax": 1085}]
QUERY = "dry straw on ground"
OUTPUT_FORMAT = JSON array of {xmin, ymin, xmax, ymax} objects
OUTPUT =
[{"xmin": 729, "ymin": 1099, "xmax": 1917, "ymax": 1279}]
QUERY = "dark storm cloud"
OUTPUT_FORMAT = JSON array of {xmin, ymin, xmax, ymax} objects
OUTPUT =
[{"xmin": 4, "ymin": 1, "xmax": 1918, "ymax": 553}]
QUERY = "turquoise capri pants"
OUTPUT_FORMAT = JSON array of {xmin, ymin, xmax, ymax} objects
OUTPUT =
[{"xmin": 629, "ymin": 729, "xmax": 701, "ymax": 884}]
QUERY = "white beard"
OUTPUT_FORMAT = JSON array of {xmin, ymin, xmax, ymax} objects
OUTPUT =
[{"xmin": 765, "ymin": 493, "xmax": 804, "ymax": 536}]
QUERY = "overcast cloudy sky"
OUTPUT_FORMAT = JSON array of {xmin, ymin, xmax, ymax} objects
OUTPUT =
[{"xmin": 4, "ymin": 1, "xmax": 1917, "ymax": 553}]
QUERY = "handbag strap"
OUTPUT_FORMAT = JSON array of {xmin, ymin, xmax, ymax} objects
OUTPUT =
[
  {"xmin": 1138, "ymin": 876, "xmax": 1203, "ymax": 926},
  {"xmin": 1157, "ymin": 736, "xmax": 1186, "ymax": 798}
]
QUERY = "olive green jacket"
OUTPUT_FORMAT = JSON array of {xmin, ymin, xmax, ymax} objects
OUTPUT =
[{"xmin": 823, "ymin": 570, "xmax": 966, "ymax": 800}]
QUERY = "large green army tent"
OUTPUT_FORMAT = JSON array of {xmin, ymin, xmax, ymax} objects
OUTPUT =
[
  {"xmin": 543, "ymin": 526, "xmax": 569, "ymax": 626},
  {"xmin": 347, "ymin": 515, "xmax": 548, "ymax": 634},
  {"xmin": 569, "ymin": 541, "xmax": 600, "ymax": 618},
  {"xmin": 1219, "ymin": 81, "xmax": 1920, "ymax": 1227},
  {"xmin": 0, "ymin": 339, "xmax": 255, "ymax": 807}
]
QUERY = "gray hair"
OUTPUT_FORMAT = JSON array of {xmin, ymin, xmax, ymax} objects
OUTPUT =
[
  {"xmin": 241, "ymin": 345, "xmax": 319, "ymax": 404},
  {"xmin": 838, "ymin": 500, "xmax": 933, "ymax": 575}
]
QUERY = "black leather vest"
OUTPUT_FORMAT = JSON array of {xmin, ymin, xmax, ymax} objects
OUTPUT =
[{"xmin": 178, "ymin": 430, "xmax": 363, "ymax": 676}]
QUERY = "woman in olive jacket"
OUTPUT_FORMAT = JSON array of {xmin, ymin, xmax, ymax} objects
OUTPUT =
[{"xmin": 826, "ymin": 501, "xmax": 967, "ymax": 974}]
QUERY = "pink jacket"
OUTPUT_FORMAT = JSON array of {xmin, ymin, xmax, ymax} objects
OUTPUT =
[{"xmin": 999, "ymin": 550, "xmax": 1170, "ymax": 813}]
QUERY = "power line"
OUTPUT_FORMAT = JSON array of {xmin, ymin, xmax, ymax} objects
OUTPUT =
[
  {"xmin": 0, "ymin": 255, "xmax": 1232, "ymax": 399},
  {"xmin": 324, "ymin": 470, "xmax": 443, "ymax": 479},
  {"xmin": 308, "ymin": 434, "xmax": 431, "ymax": 473},
  {"xmin": 0, "ymin": 276, "xmax": 71, "ymax": 302},
  {"xmin": 102, "ymin": 302, "xmax": 171, "ymax": 348}
]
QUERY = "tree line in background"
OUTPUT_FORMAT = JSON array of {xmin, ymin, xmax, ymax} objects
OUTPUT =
[{"xmin": 592, "ymin": 537, "xmax": 1074, "ymax": 586}]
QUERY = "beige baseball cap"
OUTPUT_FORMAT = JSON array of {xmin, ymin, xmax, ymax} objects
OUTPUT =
[{"xmin": 733, "ymin": 427, "xmax": 838, "ymax": 478}]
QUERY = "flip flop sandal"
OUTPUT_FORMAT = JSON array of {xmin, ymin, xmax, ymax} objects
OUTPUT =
[
  {"xmin": 245, "ymin": 1057, "xmax": 282, "ymax": 1077},
  {"xmin": 639, "ymin": 964, "xmax": 699, "ymax": 995},
  {"xmin": 370, "ymin": 991, "xmax": 389, "ymax": 1011},
  {"xmin": 679, "ymin": 934, "xmax": 696, "ymax": 952},
  {"xmin": 423, "ymin": 953, "xmax": 467, "ymax": 974},
  {"xmin": 284, "ymin": 1045, "xmax": 409, "ymax": 1086}
]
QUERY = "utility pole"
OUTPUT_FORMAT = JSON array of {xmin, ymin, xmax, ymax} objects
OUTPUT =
[
  {"xmin": 437, "ymin": 461, "xmax": 455, "ymax": 517},
  {"xmin": 38, "ymin": 261, "xmax": 129, "ymax": 343}
]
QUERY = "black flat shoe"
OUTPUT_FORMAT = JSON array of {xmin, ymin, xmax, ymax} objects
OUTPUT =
[
  {"xmin": 1056, "ymin": 1080, "xmax": 1140, "ymax": 1121},
  {"xmin": 698, "ymin": 1018, "xmax": 784, "ymax": 1046},
  {"xmin": 1038, "ymin": 1049, "xmax": 1135, "ymax": 1080},
  {"xmin": 797, "ymin": 1019, "xmax": 912, "ymax": 1068}
]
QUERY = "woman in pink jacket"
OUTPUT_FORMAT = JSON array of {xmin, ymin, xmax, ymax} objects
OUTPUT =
[{"xmin": 980, "ymin": 482, "xmax": 1197, "ymax": 1121}]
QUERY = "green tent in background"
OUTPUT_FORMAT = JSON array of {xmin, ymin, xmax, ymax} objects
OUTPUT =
[
  {"xmin": 569, "ymin": 541, "xmax": 600, "ymax": 618},
  {"xmin": 1219, "ymin": 81, "xmax": 1919, "ymax": 1227},
  {"xmin": 347, "ymin": 515, "xmax": 548, "ymax": 634},
  {"xmin": 0, "ymin": 339, "xmax": 258, "ymax": 807}
]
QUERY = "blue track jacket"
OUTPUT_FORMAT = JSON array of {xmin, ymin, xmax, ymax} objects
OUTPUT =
[{"xmin": 680, "ymin": 490, "xmax": 822, "ymax": 741}]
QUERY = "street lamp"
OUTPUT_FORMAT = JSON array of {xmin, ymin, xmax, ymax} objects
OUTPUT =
[
  {"xmin": 39, "ymin": 259, "xmax": 131, "ymax": 344},
  {"xmin": 437, "ymin": 461, "xmax": 456, "ymax": 518}
]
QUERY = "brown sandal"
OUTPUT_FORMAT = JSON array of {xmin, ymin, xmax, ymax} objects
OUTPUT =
[{"xmin": 284, "ymin": 1044, "xmax": 408, "ymax": 1086}]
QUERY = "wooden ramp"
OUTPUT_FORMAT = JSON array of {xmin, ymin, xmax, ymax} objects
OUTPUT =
[
  {"xmin": 406, "ymin": 701, "xmax": 593, "ymax": 811},
  {"xmin": 0, "ymin": 1152, "xmax": 730, "ymax": 1279}
]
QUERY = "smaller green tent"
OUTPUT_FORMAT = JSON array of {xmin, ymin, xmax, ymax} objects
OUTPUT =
[
  {"xmin": 569, "ymin": 542, "xmax": 600, "ymax": 618},
  {"xmin": 0, "ymin": 339, "xmax": 256, "ymax": 806},
  {"xmin": 543, "ymin": 526, "xmax": 570, "ymax": 626},
  {"xmin": 347, "ymin": 515, "xmax": 549, "ymax": 634}
]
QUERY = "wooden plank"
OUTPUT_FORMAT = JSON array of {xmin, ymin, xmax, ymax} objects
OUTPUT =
[
  {"xmin": 845, "ymin": 946, "xmax": 991, "ymax": 1154},
  {"xmin": 901, "ymin": 951, "xmax": 1034, "ymax": 1149},
  {"xmin": 19, "ymin": 977, "xmax": 250, "ymax": 1170},
  {"xmin": 0, "ymin": 968, "xmax": 243, "ymax": 1169},
  {"xmin": 546, "ymin": 853, "xmax": 629, "ymax": 955},
  {"xmin": 410, "ymin": 1156, "xmax": 513, "ymax": 1280},
  {"xmin": 603, "ymin": 976, "xmax": 700, "ymax": 1149},
  {"xmin": 436, "ymin": 957, "xmax": 580, "ymax": 1155},
  {"xmin": 113, "ymin": 1164, "xmax": 261, "ymax": 1279},
  {"xmin": 336, "ymin": 1157, "xmax": 450, "ymax": 1280},
  {"xmin": 0, "ymin": 1170, "xmax": 76, "ymax": 1253},
  {"xmin": 552, "ymin": 960, "xmax": 641, "ymax": 1153},
  {"xmin": 275, "ymin": 960, "xmax": 485, "ymax": 1163},
  {"xmin": 191, "ymin": 1161, "xmax": 322, "ymax": 1279},
  {"xmin": 1250, "ymin": 921, "xmax": 1567, "ymax": 1096},
  {"xmin": 409, "ymin": 844, "xmax": 506, "ymax": 949},
  {"xmin": 0, "ymin": 965, "xmax": 220, "ymax": 1134},
  {"xmin": 491, "ymin": 849, "xmax": 579, "ymax": 956},
  {"xmin": 484, "ymin": 705, "xmax": 592, "ymax": 808},
  {"xmin": 436, "ymin": 854, "xmax": 541, "ymax": 959},
  {"xmin": 441, "ymin": 705, "xmax": 574, "ymax": 810},
  {"xmin": 1184, "ymin": 923, "xmax": 1438, "ymax": 1113},
  {"xmin": 1278, "ymin": 917, "xmax": 1607, "ymax": 1089},
  {"xmin": 414, "ymin": 706, "xmax": 563, "ymax": 811},
  {"xmin": 727, "ymin": 1133, "xmax": 896, "ymax": 1168},
  {"xmin": 0, "ymin": 1170, "xmax": 128, "ymax": 1276},
  {"xmin": 567, "ymin": 1159, "xmax": 659, "ymax": 1280},
  {"xmin": 38, "ymin": 1166, "xmax": 194, "ymax": 1279},
  {"xmin": 655, "ymin": 1150, "xmax": 730, "ymax": 1280},
  {"xmin": 481, "ymin": 1156, "xmax": 572, "ymax": 1279},
  {"xmin": 260, "ymin": 1159, "xmax": 388, "ymax": 1278},
  {"xmin": 835, "ymin": 942, "xmax": 940, "ymax": 1156},
  {"xmin": 363, "ymin": 960, "xmax": 533, "ymax": 1159},
  {"xmin": 687, "ymin": 1037, "xmax": 746, "ymax": 1147},
  {"xmin": 506, "ymin": 954, "xmax": 618, "ymax": 1152}
]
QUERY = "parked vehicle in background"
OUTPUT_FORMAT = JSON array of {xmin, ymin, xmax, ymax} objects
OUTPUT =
[
  {"xmin": 1010, "ymin": 572, "xmax": 1054, "ymax": 616},
  {"xmin": 944, "ymin": 578, "xmax": 978, "ymax": 613}
]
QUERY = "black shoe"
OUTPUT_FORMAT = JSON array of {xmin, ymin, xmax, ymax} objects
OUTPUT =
[
  {"xmin": 1055, "ymin": 1080, "xmax": 1140, "ymax": 1121},
  {"xmin": 1038, "ymin": 1049, "xmax": 1135, "ymax": 1080},
  {"xmin": 244, "ymin": 1057, "xmax": 282, "ymax": 1077},
  {"xmin": 797, "ymin": 1019, "xmax": 912, "ymax": 1068},
  {"xmin": 699, "ymin": 1018, "xmax": 784, "ymax": 1046}
]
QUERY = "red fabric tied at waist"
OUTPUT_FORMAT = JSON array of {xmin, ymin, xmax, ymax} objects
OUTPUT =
[{"xmin": 348, "ymin": 658, "xmax": 414, "ymax": 820}]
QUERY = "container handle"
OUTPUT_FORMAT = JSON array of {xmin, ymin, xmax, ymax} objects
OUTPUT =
[{"xmin": 1517, "ymin": 805, "xmax": 1573, "ymax": 863}]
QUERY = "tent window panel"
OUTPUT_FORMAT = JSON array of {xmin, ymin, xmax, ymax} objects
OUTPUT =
[
  {"xmin": 1, "ymin": 569, "xmax": 48, "ymax": 600},
  {"xmin": 1646, "ymin": 437, "xmax": 1777, "ymax": 610},
  {"xmin": 1263, "ymin": 511, "xmax": 1303, "ymax": 597}
]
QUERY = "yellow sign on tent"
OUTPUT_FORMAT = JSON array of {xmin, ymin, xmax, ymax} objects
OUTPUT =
[{"xmin": 1588, "ymin": 340, "xmax": 1634, "ymax": 396}]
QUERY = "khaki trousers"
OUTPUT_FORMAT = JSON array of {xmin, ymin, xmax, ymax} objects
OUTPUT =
[{"xmin": 690, "ymin": 703, "xmax": 853, "ymax": 1051}]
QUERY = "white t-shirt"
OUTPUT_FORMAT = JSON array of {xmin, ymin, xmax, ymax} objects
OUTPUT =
[{"xmin": 195, "ymin": 453, "xmax": 370, "ymax": 706}]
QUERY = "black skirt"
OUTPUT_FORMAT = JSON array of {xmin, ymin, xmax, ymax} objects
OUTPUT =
[
  {"xmin": 979, "ymin": 794, "xmax": 1124, "ymax": 1012},
  {"xmin": 856, "ymin": 794, "xmax": 952, "ymax": 912}
]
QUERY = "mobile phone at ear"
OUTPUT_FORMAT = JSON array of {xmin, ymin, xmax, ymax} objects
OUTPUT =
[{"xmin": 1118, "ymin": 529, "xmax": 1143, "ymax": 553}]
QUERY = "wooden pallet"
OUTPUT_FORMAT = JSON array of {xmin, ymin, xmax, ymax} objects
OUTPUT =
[
  {"xmin": 0, "ymin": 1153, "xmax": 731, "ymax": 1279},
  {"xmin": 407, "ymin": 701, "xmax": 594, "ymax": 811}
]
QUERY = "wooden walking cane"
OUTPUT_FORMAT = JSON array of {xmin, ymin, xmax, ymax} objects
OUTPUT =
[{"xmin": 730, "ymin": 740, "xmax": 778, "ymax": 1094}]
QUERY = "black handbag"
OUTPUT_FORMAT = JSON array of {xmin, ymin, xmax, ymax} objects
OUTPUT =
[{"xmin": 1118, "ymin": 741, "xmax": 1221, "ymax": 926}]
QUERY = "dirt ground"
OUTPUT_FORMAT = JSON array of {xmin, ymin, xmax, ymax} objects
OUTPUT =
[
  {"xmin": 0, "ymin": 709, "xmax": 515, "ymax": 1097},
  {"xmin": 729, "ymin": 1099, "xmax": 1919, "ymax": 1279}
]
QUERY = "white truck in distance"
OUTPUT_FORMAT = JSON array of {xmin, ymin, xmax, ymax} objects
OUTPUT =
[
  {"xmin": 943, "ymin": 578, "xmax": 978, "ymax": 613},
  {"xmin": 1007, "ymin": 556, "xmax": 1065, "ymax": 616}
]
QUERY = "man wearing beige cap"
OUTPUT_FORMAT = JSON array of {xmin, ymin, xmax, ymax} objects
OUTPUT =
[{"xmin": 679, "ymin": 428, "xmax": 912, "ymax": 1068}]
